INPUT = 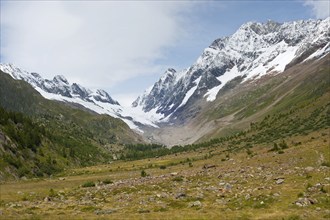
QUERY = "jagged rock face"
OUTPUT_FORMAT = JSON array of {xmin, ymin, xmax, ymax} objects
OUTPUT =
[
  {"xmin": 46, "ymin": 75, "xmax": 72, "ymax": 97},
  {"xmin": 0, "ymin": 63, "xmax": 120, "ymax": 106},
  {"xmin": 93, "ymin": 89, "xmax": 119, "ymax": 105},
  {"xmin": 71, "ymin": 83, "xmax": 90, "ymax": 99},
  {"xmin": 133, "ymin": 18, "xmax": 330, "ymax": 121}
]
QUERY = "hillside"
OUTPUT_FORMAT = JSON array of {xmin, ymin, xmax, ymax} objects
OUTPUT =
[
  {"xmin": 140, "ymin": 54, "xmax": 330, "ymax": 146},
  {"xmin": 0, "ymin": 71, "xmax": 143, "ymax": 180},
  {"xmin": 199, "ymin": 54, "xmax": 330, "ymax": 141}
]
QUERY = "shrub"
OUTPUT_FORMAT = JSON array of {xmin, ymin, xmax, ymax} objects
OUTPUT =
[
  {"xmin": 279, "ymin": 140, "xmax": 288, "ymax": 149},
  {"xmin": 269, "ymin": 143, "xmax": 279, "ymax": 152},
  {"xmin": 17, "ymin": 166, "xmax": 30, "ymax": 178},
  {"xmin": 306, "ymin": 183, "xmax": 312, "ymax": 189},
  {"xmin": 141, "ymin": 170, "xmax": 148, "ymax": 177},
  {"xmin": 82, "ymin": 181, "xmax": 95, "ymax": 188},
  {"xmin": 138, "ymin": 209, "xmax": 150, "ymax": 213},
  {"xmin": 102, "ymin": 179, "xmax": 113, "ymax": 184},
  {"xmin": 297, "ymin": 192, "xmax": 304, "ymax": 198},
  {"xmin": 159, "ymin": 165, "xmax": 166, "ymax": 169},
  {"xmin": 172, "ymin": 176, "xmax": 183, "ymax": 182},
  {"xmin": 246, "ymin": 149, "xmax": 253, "ymax": 156},
  {"xmin": 81, "ymin": 206, "xmax": 97, "ymax": 212},
  {"xmin": 49, "ymin": 188, "xmax": 56, "ymax": 197},
  {"xmin": 321, "ymin": 186, "xmax": 327, "ymax": 193},
  {"xmin": 321, "ymin": 161, "xmax": 330, "ymax": 167},
  {"xmin": 286, "ymin": 215, "xmax": 301, "ymax": 220}
]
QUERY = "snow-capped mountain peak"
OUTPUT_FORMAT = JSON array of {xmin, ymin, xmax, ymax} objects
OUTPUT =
[
  {"xmin": 71, "ymin": 83, "xmax": 91, "ymax": 98},
  {"xmin": 0, "ymin": 63, "xmax": 163, "ymax": 132},
  {"xmin": 133, "ymin": 17, "xmax": 330, "ymax": 122},
  {"xmin": 53, "ymin": 75, "xmax": 69, "ymax": 85},
  {"xmin": 161, "ymin": 68, "xmax": 176, "ymax": 79},
  {"xmin": 0, "ymin": 63, "xmax": 121, "ymax": 105},
  {"xmin": 93, "ymin": 89, "xmax": 120, "ymax": 105}
]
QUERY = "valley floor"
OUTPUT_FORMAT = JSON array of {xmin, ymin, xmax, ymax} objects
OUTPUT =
[{"xmin": 0, "ymin": 129, "xmax": 329, "ymax": 220}]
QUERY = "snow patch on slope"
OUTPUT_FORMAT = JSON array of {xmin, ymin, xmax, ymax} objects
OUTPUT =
[
  {"xmin": 178, "ymin": 76, "xmax": 202, "ymax": 108},
  {"xmin": 268, "ymin": 45, "xmax": 298, "ymax": 72},
  {"xmin": 204, "ymin": 66, "xmax": 239, "ymax": 102},
  {"xmin": 304, "ymin": 42, "xmax": 330, "ymax": 61}
]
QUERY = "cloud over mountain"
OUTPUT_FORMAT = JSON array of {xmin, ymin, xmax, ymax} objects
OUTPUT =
[{"xmin": 0, "ymin": 1, "xmax": 194, "ymax": 88}]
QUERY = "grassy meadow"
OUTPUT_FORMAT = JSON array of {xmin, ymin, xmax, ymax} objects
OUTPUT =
[{"xmin": 1, "ymin": 129, "xmax": 329, "ymax": 219}]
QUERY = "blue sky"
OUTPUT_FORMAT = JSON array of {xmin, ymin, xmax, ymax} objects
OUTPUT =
[{"xmin": 1, "ymin": 1, "xmax": 329, "ymax": 106}]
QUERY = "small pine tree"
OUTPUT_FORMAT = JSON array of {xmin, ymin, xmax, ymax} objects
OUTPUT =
[
  {"xmin": 271, "ymin": 143, "xmax": 279, "ymax": 151},
  {"xmin": 279, "ymin": 140, "xmax": 288, "ymax": 149},
  {"xmin": 69, "ymin": 148, "xmax": 75, "ymax": 157},
  {"xmin": 246, "ymin": 149, "xmax": 253, "ymax": 156},
  {"xmin": 141, "ymin": 170, "xmax": 147, "ymax": 177},
  {"xmin": 49, "ymin": 188, "xmax": 56, "ymax": 197},
  {"xmin": 62, "ymin": 148, "xmax": 67, "ymax": 158}
]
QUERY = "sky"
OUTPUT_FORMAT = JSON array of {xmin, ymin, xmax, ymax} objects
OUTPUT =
[{"xmin": 0, "ymin": 0, "xmax": 329, "ymax": 106}]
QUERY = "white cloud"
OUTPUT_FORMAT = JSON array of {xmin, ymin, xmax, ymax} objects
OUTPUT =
[
  {"xmin": 0, "ymin": 1, "xmax": 195, "ymax": 88},
  {"xmin": 304, "ymin": 0, "xmax": 330, "ymax": 19}
]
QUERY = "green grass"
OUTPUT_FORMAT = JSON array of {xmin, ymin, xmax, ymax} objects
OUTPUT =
[{"xmin": 0, "ymin": 130, "xmax": 329, "ymax": 219}]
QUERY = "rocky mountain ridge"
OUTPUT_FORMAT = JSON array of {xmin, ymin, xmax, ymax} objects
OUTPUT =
[
  {"xmin": 0, "ymin": 63, "xmax": 120, "ymax": 105},
  {"xmin": 133, "ymin": 18, "xmax": 330, "ymax": 122},
  {"xmin": 0, "ymin": 63, "xmax": 161, "ymax": 132}
]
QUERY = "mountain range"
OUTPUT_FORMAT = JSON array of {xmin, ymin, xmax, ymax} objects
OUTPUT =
[
  {"xmin": 0, "ymin": 63, "xmax": 159, "ymax": 132},
  {"xmin": 0, "ymin": 63, "xmax": 119, "ymax": 105},
  {"xmin": 133, "ymin": 18, "xmax": 329, "ymax": 121},
  {"xmin": 0, "ymin": 17, "xmax": 329, "ymax": 146}
]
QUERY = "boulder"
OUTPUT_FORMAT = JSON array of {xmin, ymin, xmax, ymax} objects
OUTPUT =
[
  {"xmin": 275, "ymin": 179, "xmax": 284, "ymax": 184},
  {"xmin": 305, "ymin": 167, "xmax": 314, "ymax": 172},
  {"xmin": 203, "ymin": 164, "xmax": 216, "ymax": 169},
  {"xmin": 189, "ymin": 201, "xmax": 202, "ymax": 208}
]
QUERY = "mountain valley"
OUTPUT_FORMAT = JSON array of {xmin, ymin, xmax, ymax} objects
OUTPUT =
[{"xmin": 0, "ymin": 17, "xmax": 329, "ymax": 219}]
